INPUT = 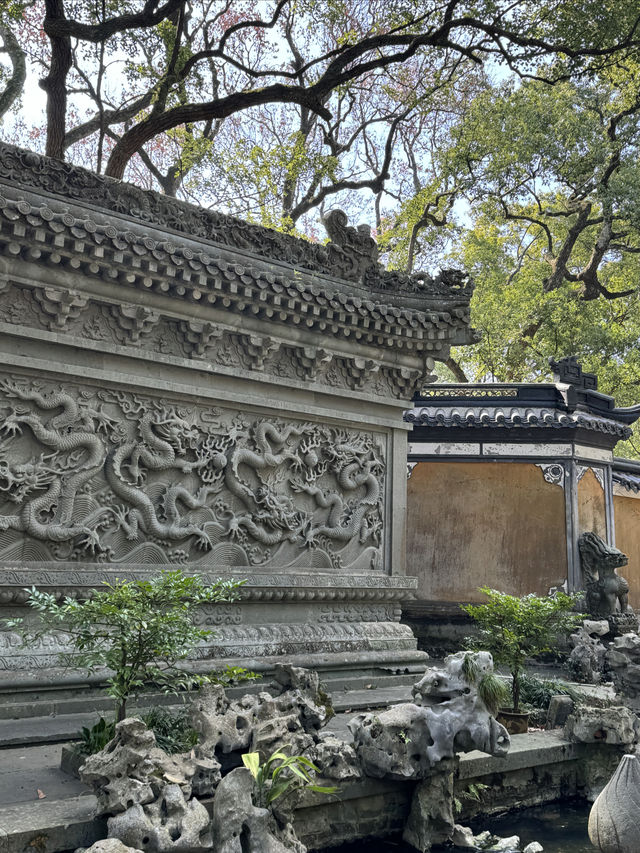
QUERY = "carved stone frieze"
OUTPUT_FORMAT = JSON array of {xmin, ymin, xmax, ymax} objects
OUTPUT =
[
  {"xmin": 0, "ymin": 142, "xmax": 474, "ymax": 313},
  {"xmin": 536, "ymin": 463, "xmax": 565, "ymax": 488},
  {"xmin": 32, "ymin": 286, "xmax": 89, "ymax": 330},
  {"xmin": 110, "ymin": 304, "xmax": 160, "ymax": 344},
  {"xmin": 0, "ymin": 375, "xmax": 386, "ymax": 570},
  {"xmin": 0, "ymin": 176, "xmax": 473, "ymax": 359}
]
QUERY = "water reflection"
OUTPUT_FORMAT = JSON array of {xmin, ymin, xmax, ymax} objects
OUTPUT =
[{"xmin": 328, "ymin": 800, "xmax": 592, "ymax": 852}]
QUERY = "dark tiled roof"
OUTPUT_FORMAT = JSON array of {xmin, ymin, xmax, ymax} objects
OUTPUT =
[{"xmin": 405, "ymin": 405, "xmax": 632, "ymax": 438}]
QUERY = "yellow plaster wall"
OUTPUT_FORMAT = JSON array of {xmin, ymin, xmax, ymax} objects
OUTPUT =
[
  {"xmin": 406, "ymin": 461, "xmax": 567, "ymax": 602},
  {"xmin": 614, "ymin": 492, "xmax": 640, "ymax": 610}
]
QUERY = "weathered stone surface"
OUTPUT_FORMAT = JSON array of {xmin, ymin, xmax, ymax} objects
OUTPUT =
[
  {"xmin": 568, "ymin": 621, "xmax": 607, "ymax": 683},
  {"xmin": 211, "ymin": 767, "xmax": 306, "ymax": 853},
  {"xmin": 484, "ymin": 837, "xmax": 520, "ymax": 852},
  {"xmin": 80, "ymin": 718, "xmax": 221, "ymax": 815},
  {"xmin": 579, "ymin": 532, "xmax": 631, "ymax": 618},
  {"xmin": 606, "ymin": 633, "xmax": 640, "ymax": 698},
  {"xmin": 310, "ymin": 734, "xmax": 362, "ymax": 781},
  {"xmin": 450, "ymin": 824, "xmax": 477, "ymax": 848},
  {"xmin": 79, "ymin": 841, "xmax": 144, "ymax": 853},
  {"xmin": 191, "ymin": 667, "xmax": 331, "ymax": 769},
  {"xmin": 546, "ymin": 695, "xmax": 574, "ymax": 729},
  {"xmin": 522, "ymin": 843, "xmax": 544, "ymax": 853},
  {"xmin": 349, "ymin": 652, "xmax": 510, "ymax": 780},
  {"xmin": 107, "ymin": 784, "xmax": 212, "ymax": 853},
  {"xmin": 564, "ymin": 705, "xmax": 640, "ymax": 746},
  {"xmin": 402, "ymin": 762, "xmax": 456, "ymax": 852},
  {"xmin": 589, "ymin": 753, "xmax": 640, "ymax": 852}
]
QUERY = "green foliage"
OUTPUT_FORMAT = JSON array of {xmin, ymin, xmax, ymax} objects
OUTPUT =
[
  {"xmin": 75, "ymin": 707, "xmax": 199, "ymax": 757},
  {"xmin": 141, "ymin": 707, "xmax": 199, "ymax": 754},
  {"xmin": 459, "ymin": 651, "xmax": 510, "ymax": 715},
  {"xmin": 242, "ymin": 747, "xmax": 339, "ymax": 809},
  {"xmin": 518, "ymin": 674, "xmax": 582, "ymax": 711},
  {"xmin": 462, "ymin": 587, "xmax": 583, "ymax": 712},
  {"xmin": 76, "ymin": 716, "xmax": 116, "ymax": 756},
  {"xmin": 6, "ymin": 570, "xmax": 244, "ymax": 721},
  {"xmin": 454, "ymin": 781, "xmax": 490, "ymax": 816}
]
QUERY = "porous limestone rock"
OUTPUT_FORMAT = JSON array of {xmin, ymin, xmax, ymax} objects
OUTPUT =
[
  {"xmin": 191, "ymin": 666, "xmax": 332, "ymax": 769},
  {"xmin": 310, "ymin": 734, "xmax": 361, "ymax": 781},
  {"xmin": 349, "ymin": 652, "xmax": 510, "ymax": 780},
  {"xmin": 606, "ymin": 633, "xmax": 640, "ymax": 698},
  {"xmin": 107, "ymin": 784, "xmax": 212, "ymax": 853},
  {"xmin": 450, "ymin": 824, "xmax": 477, "ymax": 848},
  {"xmin": 589, "ymin": 753, "xmax": 640, "ymax": 853},
  {"xmin": 567, "ymin": 620, "xmax": 608, "ymax": 683},
  {"xmin": 211, "ymin": 766, "xmax": 306, "ymax": 853},
  {"xmin": 564, "ymin": 705, "xmax": 640, "ymax": 746},
  {"xmin": 523, "ymin": 843, "xmax": 544, "ymax": 853},
  {"xmin": 545, "ymin": 695, "xmax": 574, "ymax": 729},
  {"xmin": 78, "ymin": 841, "xmax": 144, "ymax": 853},
  {"xmin": 402, "ymin": 762, "xmax": 456, "ymax": 851},
  {"xmin": 80, "ymin": 718, "xmax": 221, "ymax": 815},
  {"xmin": 484, "ymin": 838, "xmax": 520, "ymax": 852}
]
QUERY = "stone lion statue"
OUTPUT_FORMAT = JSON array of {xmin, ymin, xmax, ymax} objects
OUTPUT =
[{"xmin": 579, "ymin": 531, "xmax": 631, "ymax": 618}]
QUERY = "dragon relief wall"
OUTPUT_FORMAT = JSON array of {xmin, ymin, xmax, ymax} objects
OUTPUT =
[{"xmin": 0, "ymin": 375, "xmax": 385, "ymax": 572}]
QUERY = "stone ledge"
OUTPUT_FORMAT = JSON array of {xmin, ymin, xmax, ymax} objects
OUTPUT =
[{"xmin": 458, "ymin": 730, "xmax": 586, "ymax": 780}]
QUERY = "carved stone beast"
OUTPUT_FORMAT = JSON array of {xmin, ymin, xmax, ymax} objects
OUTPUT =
[{"xmin": 579, "ymin": 531, "xmax": 631, "ymax": 618}]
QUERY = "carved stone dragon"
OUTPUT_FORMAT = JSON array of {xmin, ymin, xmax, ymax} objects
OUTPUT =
[{"xmin": 0, "ymin": 378, "xmax": 385, "ymax": 568}]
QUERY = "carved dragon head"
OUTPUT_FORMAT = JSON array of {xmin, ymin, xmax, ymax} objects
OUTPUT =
[{"xmin": 579, "ymin": 531, "xmax": 628, "ymax": 573}]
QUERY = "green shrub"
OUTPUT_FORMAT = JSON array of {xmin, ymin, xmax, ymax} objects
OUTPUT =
[
  {"xmin": 6, "ymin": 569, "xmax": 244, "ymax": 721},
  {"xmin": 242, "ymin": 747, "xmax": 338, "ymax": 808},
  {"xmin": 518, "ymin": 674, "xmax": 582, "ymax": 710},
  {"xmin": 462, "ymin": 587, "xmax": 583, "ymax": 712}
]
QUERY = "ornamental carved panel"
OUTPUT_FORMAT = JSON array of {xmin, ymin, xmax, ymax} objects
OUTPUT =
[{"xmin": 0, "ymin": 376, "xmax": 385, "ymax": 572}]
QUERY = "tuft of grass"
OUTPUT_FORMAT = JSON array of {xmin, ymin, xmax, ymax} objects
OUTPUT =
[
  {"xmin": 477, "ymin": 672, "xmax": 511, "ymax": 715},
  {"xmin": 519, "ymin": 674, "xmax": 581, "ymax": 710}
]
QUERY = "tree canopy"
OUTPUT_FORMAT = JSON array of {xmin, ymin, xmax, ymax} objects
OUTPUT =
[{"xmin": 1, "ymin": 0, "xmax": 640, "ymax": 434}]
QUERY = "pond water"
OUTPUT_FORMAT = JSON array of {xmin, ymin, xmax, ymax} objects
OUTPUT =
[{"xmin": 330, "ymin": 800, "xmax": 593, "ymax": 852}]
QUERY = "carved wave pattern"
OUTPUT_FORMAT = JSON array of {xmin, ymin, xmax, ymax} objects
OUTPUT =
[{"xmin": 0, "ymin": 377, "xmax": 385, "ymax": 571}]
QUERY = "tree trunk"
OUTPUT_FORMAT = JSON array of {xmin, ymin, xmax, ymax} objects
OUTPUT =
[{"xmin": 42, "ymin": 0, "xmax": 72, "ymax": 160}]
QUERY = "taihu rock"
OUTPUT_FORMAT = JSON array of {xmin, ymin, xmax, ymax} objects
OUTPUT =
[
  {"xmin": 564, "ymin": 705, "xmax": 640, "ymax": 746},
  {"xmin": 107, "ymin": 783, "xmax": 212, "ymax": 853},
  {"xmin": 78, "ymin": 841, "xmax": 144, "ymax": 853},
  {"xmin": 589, "ymin": 754, "xmax": 640, "ymax": 853},
  {"xmin": 350, "ymin": 651, "xmax": 510, "ymax": 780}
]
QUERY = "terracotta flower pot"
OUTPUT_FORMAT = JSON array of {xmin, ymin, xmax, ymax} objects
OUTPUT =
[{"xmin": 496, "ymin": 708, "xmax": 529, "ymax": 735}]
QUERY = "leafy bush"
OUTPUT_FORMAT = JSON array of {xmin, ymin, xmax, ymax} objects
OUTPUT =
[
  {"xmin": 76, "ymin": 708, "xmax": 199, "ymax": 756},
  {"xmin": 76, "ymin": 717, "xmax": 116, "ymax": 756},
  {"xmin": 6, "ymin": 570, "xmax": 244, "ymax": 721},
  {"xmin": 242, "ymin": 748, "xmax": 338, "ymax": 808},
  {"xmin": 518, "ymin": 674, "xmax": 582, "ymax": 710},
  {"xmin": 142, "ymin": 707, "xmax": 199, "ymax": 754},
  {"xmin": 462, "ymin": 587, "xmax": 583, "ymax": 712}
]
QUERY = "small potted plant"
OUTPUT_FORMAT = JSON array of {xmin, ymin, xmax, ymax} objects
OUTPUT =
[{"xmin": 462, "ymin": 586, "xmax": 582, "ymax": 734}]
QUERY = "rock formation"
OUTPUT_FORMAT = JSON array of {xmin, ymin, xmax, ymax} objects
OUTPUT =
[
  {"xmin": 80, "ymin": 718, "xmax": 221, "ymax": 815},
  {"xmin": 589, "ymin": 754, "xmax": 640, "ymax": 853},
  {"xmin": 211, "ymin": 767, "xmax": 306, "ymax": 853},
  {"xmin": 349, "ymin": 652, "xmax": 510, "ymax": 780},
  {"xmin": 567, "ymin": 619, "xmax": 609, "ymax": 683},
  {"xmin": 107, "ymin": 784, "xmax": 213, "ymax": 853},
  {"xmin": 564, "ymin": 704, "xmax": 640, "ymax": 746},
  {"xmin": 606, "ymin": 633, "xmax": 640, "ymax": 699}
]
